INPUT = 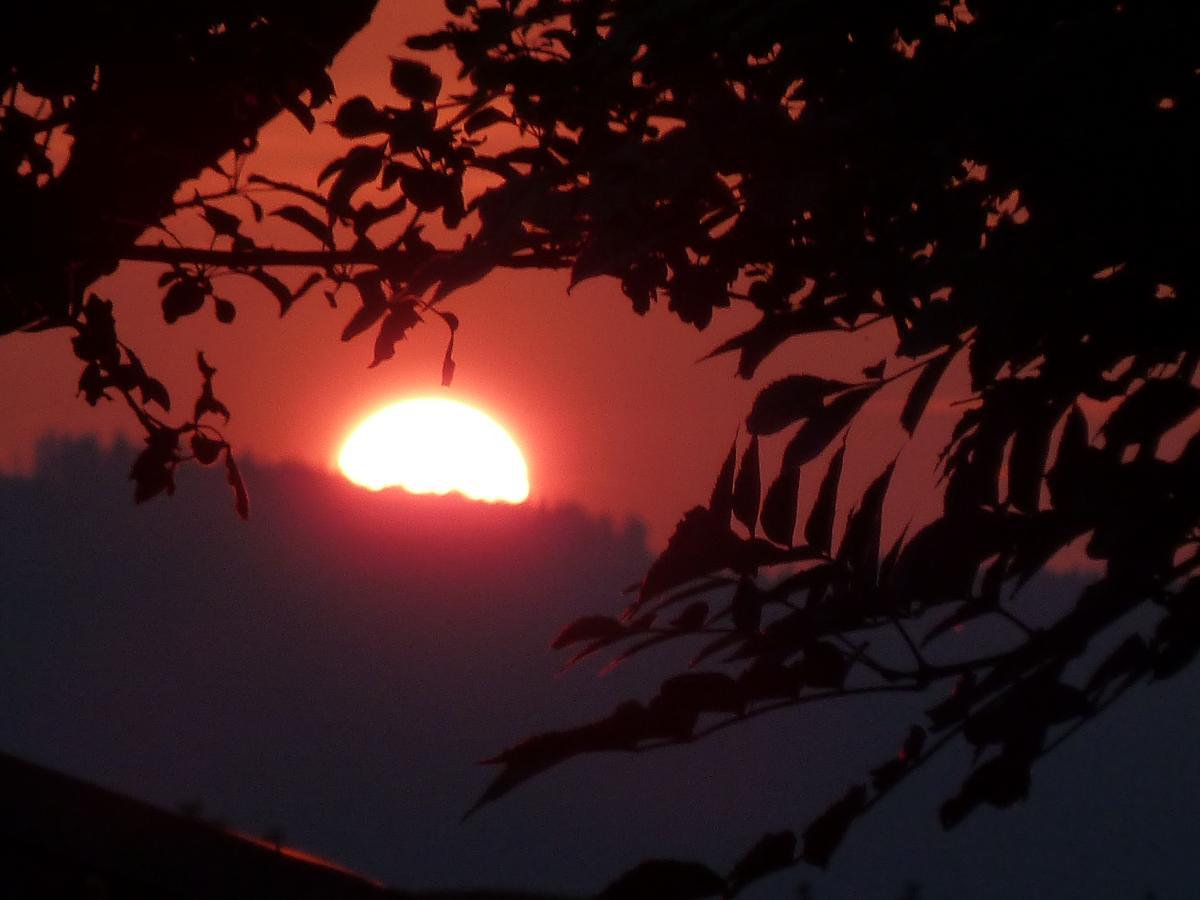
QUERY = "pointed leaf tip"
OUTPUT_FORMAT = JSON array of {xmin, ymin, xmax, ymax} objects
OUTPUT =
[
  {"xmin": 901, "ymin": 349, "xmax": 955, "ymax": 434},
  {"xmin": 708, "ymin": 437, "xmax": 738, "ymax": 526},
  {"xmin": 747, "ymin": 375, "xmax": 854, "ymax": 435},
  {"xmin": 804, "ymin": 444, "xmax": 845, "ymax": 553},
  {"xmin": 732, "ymin": 436, "xmax": 761, "ymax": 534},
  {"xmin": 802, "ymin": 785, "xmax": 866, "ymax": 867}
]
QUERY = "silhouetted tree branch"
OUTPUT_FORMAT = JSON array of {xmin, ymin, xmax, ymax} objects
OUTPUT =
[
  {"xmin": 4, "ymin": 1, "xmax": 1199, "ymax": 897},
  {"xmin": 3, "ymin": 2, "xmax": 378, "ymax": 513}
]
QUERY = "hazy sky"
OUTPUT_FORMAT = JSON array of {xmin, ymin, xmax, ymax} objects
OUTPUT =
[{"xmin": 3, "ymin": 442, "xmax": 1198, "ymax": 898}]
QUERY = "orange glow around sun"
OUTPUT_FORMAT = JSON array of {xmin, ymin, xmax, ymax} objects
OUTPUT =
[{"xmin": 337, "ymin": 397, "xmax": 530, "ymax": 503}]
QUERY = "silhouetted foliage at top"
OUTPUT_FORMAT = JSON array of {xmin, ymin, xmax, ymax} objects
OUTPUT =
[
  {"xmin": 3, "ymin": 1, "xmax": 1199, "ymax": 897},
  {"xmin": 2, "ymin": 1, "xmax": 377, "ymax": 513}
]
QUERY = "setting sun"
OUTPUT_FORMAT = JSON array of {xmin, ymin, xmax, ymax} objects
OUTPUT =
[{"xmin": 338, "ymin": 398, "xmax": 530, "ymax": 503}]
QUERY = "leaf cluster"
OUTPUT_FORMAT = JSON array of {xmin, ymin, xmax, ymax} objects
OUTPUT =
[
  {"xmin": 69, "ymin": 295, "xmax": 249, "ymax": 516},
  {"xmin": 358, "ymin": 1, "xmax": 1199, "ymax": 893},
  {"xmin": 5, "ymin": 1, "xmax": 1199, "ymax": 894}
]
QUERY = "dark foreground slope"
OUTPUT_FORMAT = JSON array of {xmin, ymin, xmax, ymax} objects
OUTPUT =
[
  {"xmin": 2, "ymin": 751, "xmax": 562, "ymax": 900},
  {"xmin": 1, "ymin": 439, "xmax": 1197, "ymax": 899}
]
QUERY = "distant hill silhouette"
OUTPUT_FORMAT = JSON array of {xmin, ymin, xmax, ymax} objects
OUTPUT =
[{"xmin": 2, "ymin": 439, "xmax": 1197, "ymax": 898}]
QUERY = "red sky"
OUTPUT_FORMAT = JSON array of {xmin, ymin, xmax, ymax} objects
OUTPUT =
[
  {"xmin": 1, "ymin": 2, "xmax": 965, "ymax": 548},
  {"xmin": 0, "ymin": 3, "xmax": 765, "ymax": 544}
]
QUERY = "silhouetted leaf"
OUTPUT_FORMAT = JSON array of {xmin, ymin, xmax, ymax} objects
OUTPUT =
[
  {"xmin": 732, "ymin": 436, "xmax": 761, "ymax": 533},
  {"xmin": 283, "ymin": 95, "xmax": 316, "ymax": 132},
  {"xmin": 370, "ymin": 302, "xmax": 423, "ymax": 367},
  {"xmin": 161, "ymin": 279, "xmax": 205, "ymax": 324},
  {"xmin": 727, "ymin": 831, "xmax": 797, "ymax": 894},
  {"xmin": 139, "ymin": 377, "xmax": 171, "ymax": 413},
  {"xmin": 196, "ymin": 351, "xmax": 216, "ymax": 380},
  {"xmin": 1103, "ymin": 378, "xmax": 1200, "ymax": 451},
  {"xmin": 1152, "ymin": 593, "xmax": 1200, "ymax": 679},
  {"xmin": 317, "ymin": 156, "xmax": 345, "ymax": 186},
  {"xmin": 334, "ymin": 95, "xmax": 389, "ymax": 138},
  {"xmin": 804, "ymin": 444, "xmax": 845, "ymax": 553},
  {"xmin": 873, "ymin": 725, "xmax": 926, "ymax": 791},
  {"xmin": 761, "ymin": 462, "xmax": 801, "ymax": 547},
  {"xmin": 797, "ymin": 641, "xmax": 849, "ymax": 689},
  {"xmin": 747, "ymin": 375, "xmax": 853, "ymax": 435},
  {"xmin": 341, "ymin": 273, "xmax": 389, "ymax": 341},
  {"xmin": 224, "ymin": 448, "xmax": 248, "ymax": 520},
  {"xmin": 1008, "ymin": 408, "xmax": 1057, "ymax": 513},
  {"xmin": 129, "ymin": 428, "xmax": 179, "ymax": 504},
  {"xmin": 405, "ymin": 31, "xmax": 455, "ymax": 52},
  {"xmin": 201, "ymin": 204, "xmax": 241, "ymax": 237},
  {"xmin": 892, "ymin": 511, "xmax": 1010, "ymax": 606},
  {"xmin": 670, "ymin": 602, "xmax": 709, "ymax": 631},
  {"xmin": 352, "ymin": 194, "xmax": 410, "ymax": 236},
  {"xmin": 213, "ymin": 297, "xmax": 236, "ymax": 323},
  {"xmin": 657, "ymin": 672, "xmax": 743, "ymax": 717},
  {"xmin": 921, "ymin": 601, "xmax": 992, "ymax": 646},
  {"xmin": 900, "ymin": 349, "xmax": 954, "ymax": 434},
  {"xmin": 940, "ymin": 752, "xmax": 1031, "ymax": 828},
  {"xmin": 157, "ymin": 269, "xmax": 182, "ymax": 288},
  {"xmin": 551, "ymin": 615, "xmax": 626, "ymax": 649},
  {"xmin": 650, "ymin": 576, "xmax": 737, "ymax": 617},
  {"xmin": 464, "ymin": 107, "xmax": 510, "ymax": 134},
  {"xmin": 244, "ymin": 268, "xmax": 294, "ymax": 316},
  {"xmin": 385, "ymin": 105, "xmax": 438, "ymax": 155},
  {"xmin": 730, "ymin": 576, "xmax": 765, "ymax": 634},
  {"xmin": 341, "ymin": 303, "xmax": 388, "ymax": 343},
  {"xmin": 389, "ymin": 57, "xmax": 441, "ymax": 102},
  {"xmin": 870, "ymin": 758, "xmax": 907, "ymax": 793},
  {"xmin": 962, "ymin": 679, "xmax": 1088, "ymax": 749},
  {"xmin": 837, "ymin": 461, "xmax": 896, "ymax": 581},
  {"xmin": 558, "ymin": 624, "xmax": 653, "ymax": 672},
  {"xmin": 1054, "ymin": 405, "xmax": 1089, "ymax": 471},
  {"xmin": 193, "ymin": 352, "xmax": 230, "ymax": 422},
  {"xmin": 272, "ymin": 205, "xmax": 333, "ymax": 246},
  {"xmin": 803, "ymin": 785, "xmax": 866, "ymax": 867},
  {"xmin": 470, "ymin": 708, "xmax": 648, "ymax": 817},
  {"xmin": 703, "ymin": 308, "xmax": 839, "ymax": 379},
  {"xmin": 598, "ymin": 860, "xmax": 726, "ymax": 900},
  {"xmin": 925, "ymin": 673, "xmax": 977, "ymax": 732},
  {"xmin": 690, "ymin": 632, "xmax": 745, "ymax": 667},
  {"xmin": 328, "ymin": 145, "xmax": 384, "ymax": 215},
  {"xmin": 902, "ymin": 725, "xmax": 927, "ymax": 760},
  {"xmin": 441, "ymin": 333, "xmax": 456, "ymax": 386},
  {"xmin": 878, "ymin": 521, "xmax": 909, "ymax": 584},
  {"xmin": 190, "ymin": 433, "xmax": 223, "ymax": 465},
  {"xmin": 293, "ymin": 272, "xmax": 324, "ymax": 303},
  {"xmin": 468, "ymin": 749, "xmax": 544, "ymax": 815},
  {"xmin": 399, "ymin": 166, "xmax": 458, "ymax": 212},
  {"xmin": 738, "ymin": 659, "xmax": 802, "ymax": 702},
  {"xmin": 862, "ymin": 360, "xmax": 886, "ymax": 380},
  {"xmin": 598, "ymin": 633, "xmax": 678, "ymax": 676},
  {"xmin": 638, "ymin": 506, "xmax": 744, "ymax": 607},
  {"xmin": 1086, "ymin": 635, "xmax": 1150, "ymax": 694},
  {"xmin": 782, "ymin": 386, "xmax": 876, "ymax": 468},
  {"xmin": 708, "ymin": 438, "xmax": 738, "ymax": 527},
  {"xmin": 247, "ymin": 174, "xmax": 327, "ymax": 208}
]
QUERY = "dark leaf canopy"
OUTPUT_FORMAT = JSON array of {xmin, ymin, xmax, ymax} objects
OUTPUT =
[
  {"xmin": 5, "ymin": 0, "xmax": 1199, "ymax": 895},
  {"xmin": 403, "ymin": 1, "xmax": 1199, "ymax": 892}
]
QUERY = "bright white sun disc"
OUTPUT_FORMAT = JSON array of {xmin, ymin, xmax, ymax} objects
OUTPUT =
[{"xmin": 338, "ymin": 398, "xmax": 530, "ymax": 503}]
